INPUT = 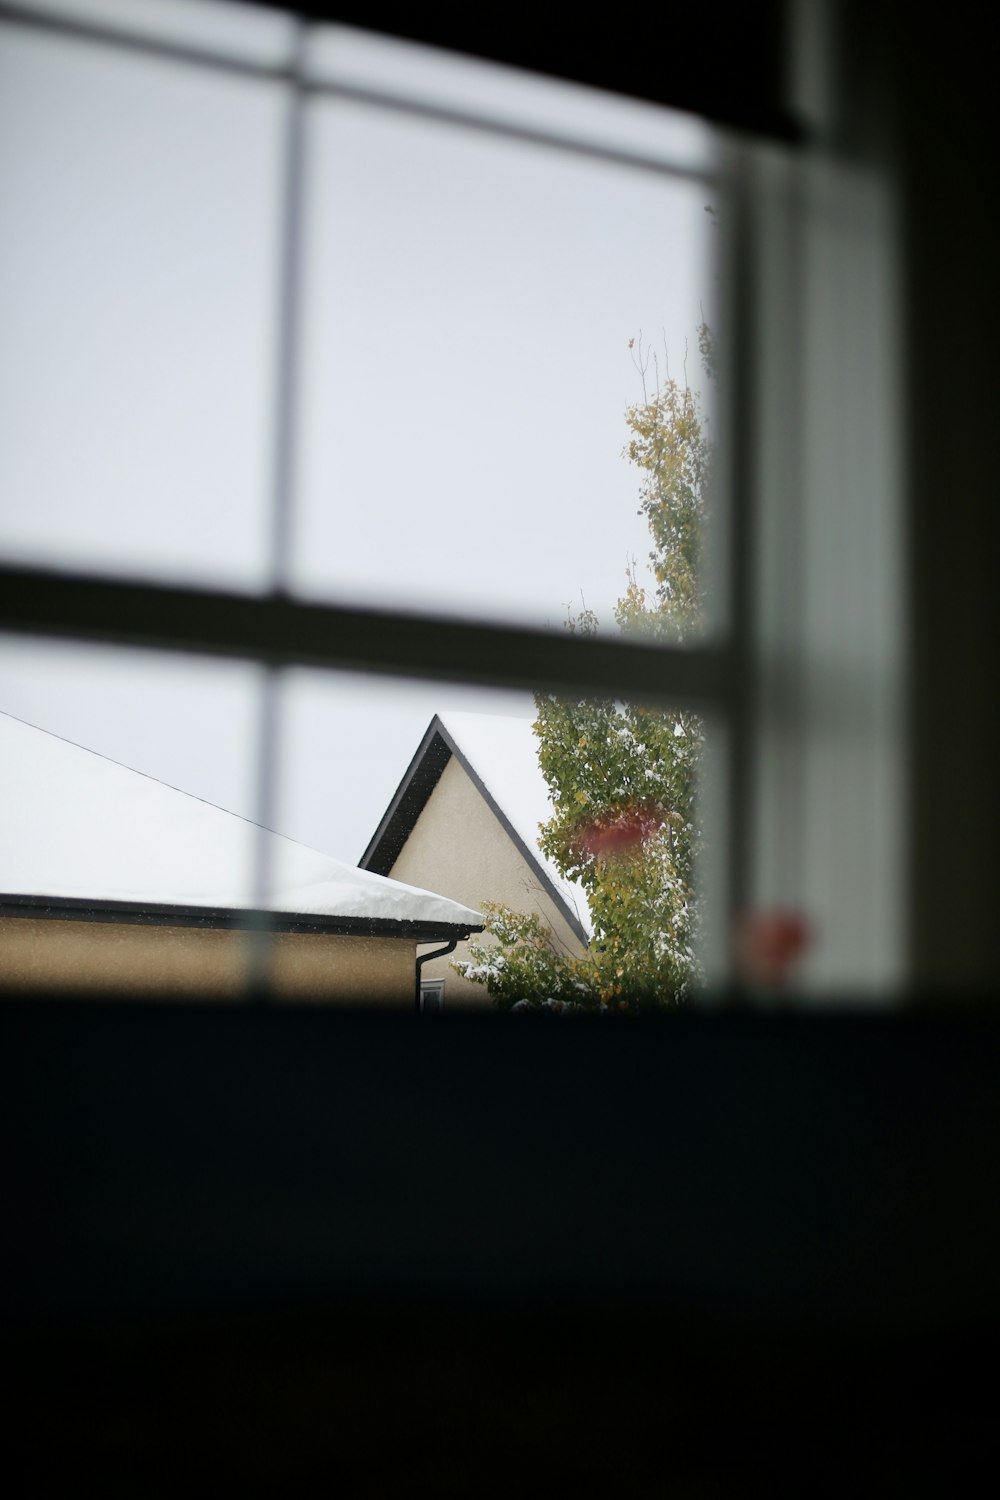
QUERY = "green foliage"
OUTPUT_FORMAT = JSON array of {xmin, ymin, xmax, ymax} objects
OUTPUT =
[
  {"xmin": 457, "ymin": 903, "xmax": 598, "ymax": 1014},
  {"xmin": 456, "ymin": 328, "xmax": 713, "ymax": 1013}
]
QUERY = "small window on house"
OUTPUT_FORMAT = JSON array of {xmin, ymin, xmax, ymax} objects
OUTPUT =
[{"xmin": 419, "ymin": 978, "xmax": 446, "ymax": 1014}]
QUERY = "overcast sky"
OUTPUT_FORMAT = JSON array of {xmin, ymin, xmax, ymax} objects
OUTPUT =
[{"xmin": 0, "ymin": 0, "xmax": 717, "ymax": 867}]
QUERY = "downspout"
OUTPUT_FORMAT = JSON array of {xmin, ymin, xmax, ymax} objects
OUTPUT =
[{"xmin": 414, "ymin": 937, "xmax": 461, "ymax": 1012}]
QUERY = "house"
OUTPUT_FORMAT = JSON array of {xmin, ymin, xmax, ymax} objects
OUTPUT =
[
  {"xmin": 359, "ymin": 712, "xmax": 591, "ymax": 1006},
  {"xmin": 0, "ymin": 711, "xmax": 482, "ymax": 1003}
]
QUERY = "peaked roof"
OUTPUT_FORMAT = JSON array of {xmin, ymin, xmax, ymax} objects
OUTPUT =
[
  {"xmin": 0, "ymin": 711, "xmax": 482, "ymax": 937},
  {"xmin": 360, "ymin": 711, "xmax": 592, "ymax": 943}
]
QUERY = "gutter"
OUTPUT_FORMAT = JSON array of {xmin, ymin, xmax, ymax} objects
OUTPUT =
[
  {"xmin": 0, "ymin": 894, "xmax": 482, "ymax": 944},
  {"xmin": 415, "ymin": 937, "xmax": 461, "ymax": 1012}
]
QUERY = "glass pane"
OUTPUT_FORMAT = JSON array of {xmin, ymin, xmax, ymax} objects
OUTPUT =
[
  {"xmin": 292, "ymin": 94, "xmax": 720, "ymax": 636},
  {"xmin": 278, "ymin": 669, "xmax": 715, "ymax": 1011},
  {"xmin": 0, "ymin": 636, "xmax": 261, "ymax": 824},
  {"xmin": 0, "ymin": 638, "xmax": 268, "ymax": 996},
  {"xmin": 0, "ymin": 24, "xmax": 283, "ymax": 588}
]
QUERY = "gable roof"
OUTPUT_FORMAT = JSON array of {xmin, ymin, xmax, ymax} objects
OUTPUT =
[
  {"xmin": 0, "ymin": 711, "xmax": 482, "ymax": 938},
  {"xmin": 360, "ymin": 711, "xmax": 591, "ymax": 943}
]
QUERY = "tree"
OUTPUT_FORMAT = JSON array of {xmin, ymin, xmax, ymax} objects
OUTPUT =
[{"xmin": 455, "ymin": 327, "xmax": 714, "ymax": 1012}]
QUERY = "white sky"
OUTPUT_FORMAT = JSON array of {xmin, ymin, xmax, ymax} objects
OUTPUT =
[{"xmin": 0, "ymin": 0, "xmax": 718, "ymax": 868}]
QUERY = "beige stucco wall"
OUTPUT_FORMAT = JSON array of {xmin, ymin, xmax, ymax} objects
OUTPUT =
[
  {"xmin": 387, "ymin": 756, "xmax": 586, "ymax": 1007},
  {"xmin": 0, "ymin": 916, "xmax": 416, "ymax": 1003}
]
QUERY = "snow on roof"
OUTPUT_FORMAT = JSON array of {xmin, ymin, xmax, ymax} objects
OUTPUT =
[
  {"xmin": 0, "ymin": 712, "xmax": 482, "ymax": 930},
  {"xmin": 436, "ymin": 711, "xmax": 593, "ymax": 938}
]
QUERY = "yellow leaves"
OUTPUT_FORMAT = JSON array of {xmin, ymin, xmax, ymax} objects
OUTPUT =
[{"xmin": 574, "ymin": 789, "xmax": 590, "ymax": 805}]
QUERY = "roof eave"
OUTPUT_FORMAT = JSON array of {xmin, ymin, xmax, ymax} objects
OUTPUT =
[
  {"xmin": 0, "ymin": 893, "xmax": 483, "ymax": 941},
  {"xmin": 359, "ymin": 716, "xmax": 451, "ymax": 875}
]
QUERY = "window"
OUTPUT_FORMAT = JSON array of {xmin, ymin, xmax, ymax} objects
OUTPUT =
[
  {"xmin": 1, "ymin": 6, "xmax": 995, "ymax": 1470},
  {"xmin": 0, "ymin": 0, "xmax": 906, "ymax": 1003},
  {"xmin": 419, "ymin": 978, "xmax": 445, "ymax": 1014}
]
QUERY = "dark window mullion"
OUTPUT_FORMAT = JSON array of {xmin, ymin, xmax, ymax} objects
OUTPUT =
[
  {"xmin": 0, "ymin": 0, "xmax": 297, "ymax": 83},
  {"xmin": 0, "ymin": 564, "xmax": 733, "ymax": 711}
]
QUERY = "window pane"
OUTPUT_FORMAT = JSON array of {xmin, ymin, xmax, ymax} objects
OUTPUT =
[
  {"xmin": 291, "ymin": 94, "xmax": 720, "ymax": 635},
  {"xmin": 278, "ymin": 669, "xmax": 715, "ymax": 1010},
  {"xmin": 0, "ymin": 24, "xmax": 283, "ymax": 588},
  {"xmin": 0, "ymin": 638, "xmax": 268, "ymax": 996}
]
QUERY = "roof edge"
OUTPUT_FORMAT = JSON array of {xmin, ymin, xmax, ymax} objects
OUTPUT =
[
  {"xmin": 359, "ymin": 716, "xmax": 452, "ymax": 874},
  {"xmin": 0, "ymin": 893, "xmax": 482, "ymax": 941}
]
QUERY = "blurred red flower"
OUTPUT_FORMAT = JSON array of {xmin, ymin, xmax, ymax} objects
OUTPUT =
[{"xmin": 734, "ymin": 909, "xmax": 813, "ymax": 988}]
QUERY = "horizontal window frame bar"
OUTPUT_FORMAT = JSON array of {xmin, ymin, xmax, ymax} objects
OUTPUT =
[
  {"xmin": 0, "ymin": 3, "xmax": 719, "ymax": 188},
  {"xmin": 0, "ymin": 564, "xmax": 733, "ymax": 710},
  {"xmin": 0, "ymin": 0, "xmax": 296, "ymax": 83}
]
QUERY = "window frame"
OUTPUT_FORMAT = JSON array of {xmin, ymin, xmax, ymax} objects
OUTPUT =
[{"xmin": 0, "ymin": 0, "xmax": 906, "ymax": 1000}]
